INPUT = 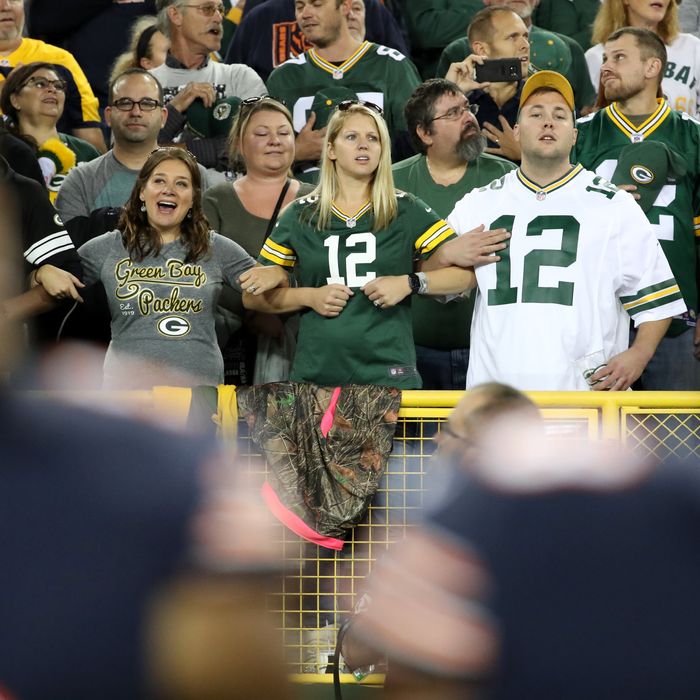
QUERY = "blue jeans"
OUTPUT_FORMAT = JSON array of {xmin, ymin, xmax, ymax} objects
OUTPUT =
[{"xmin": 416, "ymin": 345, "xmax": 470, "ymax": 391}]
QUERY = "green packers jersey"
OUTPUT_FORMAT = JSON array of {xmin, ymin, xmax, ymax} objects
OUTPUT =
[
  {"xmin": 392, "ymin": 153, "xmax": 516, "ymax": 349},
  {"xmin": 573, "ymin": 99, "xmax": 700, "ymax": 323},
  {"xmin": 266, "ymin": 41, "xmax": 421, "ymax": 141},
  {"xmin": 259, "ymin": 192, "xmax": 456, "ymax": 388}
]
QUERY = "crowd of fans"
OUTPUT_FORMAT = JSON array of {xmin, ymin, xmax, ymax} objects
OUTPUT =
[
  {"xmin": 0, "ymin": 0, "xmax": 697, "ymax": 391},
  {"xmin": 0, "ymin": 2, "xmax": 699, "ymax": 697}
]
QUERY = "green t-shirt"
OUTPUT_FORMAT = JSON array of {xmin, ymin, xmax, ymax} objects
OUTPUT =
[
  {"xmin": 573, "ymin": 100, "xmax": 700, "ymax": 332},
  {"xmin": 436, "ymin": 26, "xmax": 595, "ymax": 112},
  {"xmin": 267, "ymin": 41, "xmax": 421, "ymax": 147},
  {"xmin": 258, "ymin": 192, "xmax": 457, "ymax": 388},
  {"xmin": 393, "ymin": 153, "xmax": 516, "ymax": 349}
]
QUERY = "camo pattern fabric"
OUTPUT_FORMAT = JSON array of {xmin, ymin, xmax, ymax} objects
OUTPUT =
[{"xmin": 237, "ymin": 382, "xmax": 401, "ymax": 542}]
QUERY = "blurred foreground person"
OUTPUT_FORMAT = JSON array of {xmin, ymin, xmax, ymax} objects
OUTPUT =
[
  {"xmin": 344, "ymin": 383, "xmax": 700, "ymax": 700},
  {"xmin": 0, "ymin": 191, "xmax": 292, "ymax": 700}
]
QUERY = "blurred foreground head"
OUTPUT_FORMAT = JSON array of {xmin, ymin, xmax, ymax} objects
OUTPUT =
[
  {"xmin": 0, "ymin": 180, "xmax": 23, "ymax": 377},
  {"xmin": 349, "ymin": 385, "xmax": 700, "ymax": 699}
]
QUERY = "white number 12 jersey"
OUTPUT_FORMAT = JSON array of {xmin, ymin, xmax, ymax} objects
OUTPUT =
[{"xmin": 448, "ymin": 165, "xmax": 686, "ymax": 391}]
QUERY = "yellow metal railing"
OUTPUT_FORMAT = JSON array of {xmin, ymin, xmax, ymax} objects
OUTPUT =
[{"xmin": 28, "ymin": 389, "xmax": 700, "ymax": 679}]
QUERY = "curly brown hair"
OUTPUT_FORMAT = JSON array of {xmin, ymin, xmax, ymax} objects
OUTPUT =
[{"xmin": 119, "ymin": 147, "xmax": 211, "ymax": 262}]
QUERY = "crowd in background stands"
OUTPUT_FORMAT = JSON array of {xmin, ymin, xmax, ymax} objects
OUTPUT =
[{"xmin": 0, "ymin": 0, "xmax": 698, "ymax": 390}]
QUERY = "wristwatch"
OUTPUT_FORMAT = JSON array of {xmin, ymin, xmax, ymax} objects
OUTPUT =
[{"xmin": 408, "ymin": 272, "xmax": 429, "ymax": 295}]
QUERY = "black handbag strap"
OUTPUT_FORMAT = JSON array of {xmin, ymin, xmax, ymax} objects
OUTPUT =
[{"xmin": 265, "ymin": 178, "xmax": 292, "ymax": 238}]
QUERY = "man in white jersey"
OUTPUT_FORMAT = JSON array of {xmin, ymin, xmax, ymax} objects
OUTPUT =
[{"xmin": 446, "ymin": 71, "xmax": 686, "ymax": 391}]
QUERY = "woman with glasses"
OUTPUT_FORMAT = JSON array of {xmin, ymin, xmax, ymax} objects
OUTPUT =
[
  {"xmin": 203, "ymin": 96, "xmax": 314, "ymax": 384},
  {"xmin": 36, "ymin": 147, "xmax": 288, "ymax": 388},
  {"xmin": 0, "ymin": 62, "xmax": 100, "ymax": 202}
]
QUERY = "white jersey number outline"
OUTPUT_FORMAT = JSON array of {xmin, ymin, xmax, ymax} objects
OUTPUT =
[{"xmin": 324, "ymin": 232, "xmax": 377, "ymax": 287}]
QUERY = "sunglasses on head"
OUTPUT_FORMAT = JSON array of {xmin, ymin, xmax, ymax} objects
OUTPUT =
[
  {"xmin": 240, "ymin": 95, "xmax": 287, "ymax": 109},
  {"xmin": 336, "ymin": 100, "xmax": 384, "ymax": 116}
]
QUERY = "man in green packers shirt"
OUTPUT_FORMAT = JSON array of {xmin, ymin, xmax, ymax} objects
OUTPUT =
[
  {"xmin": 393, "ymin": 79, "xmax": 513, "ymax": 389},
  {"xmin": 573, "ymin": 27, "xmax": 700, "ymax": 390},
  {"xmin": 266, "ymin": 0, "xmax": 421, "ymax": 164}
]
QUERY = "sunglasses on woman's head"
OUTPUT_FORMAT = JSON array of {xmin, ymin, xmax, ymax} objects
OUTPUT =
[
  {"xmin": 240, "ymin": 95, "xmax": 287, "ymax": 109},
  {"xmin": 336, "ymin": 100, "xmax": 384, "ymax": 116}
]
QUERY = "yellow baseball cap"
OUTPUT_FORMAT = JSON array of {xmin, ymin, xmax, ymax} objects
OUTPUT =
[{"xmin": 519, "ymin": 70, "xmax": 575, "ymax": 113}]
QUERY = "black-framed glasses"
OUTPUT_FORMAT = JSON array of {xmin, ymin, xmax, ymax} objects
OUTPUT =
[
  {"xmin": 111, "ymin": 97, "xmax": 162, "ymax": 112},
  {"xmin": 180, "ymin": 2, "xmax": 226, "ymax": 17},
  {"xmin": 21, "ymin": 77, "xmax": 67, "ymax": 93},
  {"xmin": 431, "ymin": 102, "xmax": 479, "ymax": 122},
  {"xmin": 337, "ymin": 99, "xmax": 384, "ymax": 116}
]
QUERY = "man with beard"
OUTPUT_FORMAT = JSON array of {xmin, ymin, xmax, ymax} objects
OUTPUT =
[
  {"xmin": 446, "ymin": 70, "xmax": 684, "ymax": 390},
  {"xmin": 442, "ymin": 6, "xmax": 531, "ymax": 162},
  {"xmin": 393, "ymin": 79, "xmax": 513, "ymax": 389},
  {"xmin": 573, "ymin": 27, "xmax": 700, "ymax": 390}
]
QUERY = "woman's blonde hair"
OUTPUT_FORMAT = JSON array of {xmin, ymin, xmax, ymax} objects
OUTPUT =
[
  {"xmin": 109, "ymin": 16, "xmax": 163, "ymax": 86},
  {"xmin": 310, "ymin": 102, "xmax": 397, "ymax": 231},
  {"xmin": 592, "ymin": 0, "xmax": 680, "ymax": 45},
  {"xmin": 227, "ymin": 97, "xmax": 294, "ymax": 174}
]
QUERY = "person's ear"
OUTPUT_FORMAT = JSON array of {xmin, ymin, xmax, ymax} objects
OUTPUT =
[{"xmin": 416, "ymin": 124, "xmax": 433, "ymax": 149}]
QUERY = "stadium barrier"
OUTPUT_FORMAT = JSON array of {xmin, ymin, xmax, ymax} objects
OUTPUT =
[{"xmin": 31, "ymin": 389, "xmax": 700, "ymax": 683}]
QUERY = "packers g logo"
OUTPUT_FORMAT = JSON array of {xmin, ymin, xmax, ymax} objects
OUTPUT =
[
  {"xmin": 157, "ymin": 315, "xmax": 191, "ymax": 337},
  {"xmin": 214, "ymin": 102, "xmax": 231, "ymax": 121},
  {"xmin": 629, "ymin": 165, "xmax": 654, "ymax": 184}
]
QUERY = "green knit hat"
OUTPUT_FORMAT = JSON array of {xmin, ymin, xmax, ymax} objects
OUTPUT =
[{"xmin": 309, "ymin": 86, "xmax": 359, "ymax": 129}]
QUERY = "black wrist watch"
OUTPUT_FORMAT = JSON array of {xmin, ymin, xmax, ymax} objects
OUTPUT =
[{"xmin": 407, "ymin": 273, "xmax": 421, "ymax": 295}]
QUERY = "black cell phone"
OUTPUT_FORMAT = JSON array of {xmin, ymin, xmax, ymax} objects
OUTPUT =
[{"xmin": 475, "ymin": 58, "xmax": 522, "ymax": 83}]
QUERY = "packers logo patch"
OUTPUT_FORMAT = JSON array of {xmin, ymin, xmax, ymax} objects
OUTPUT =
[
  {"xmin": 214, "ymin": 102, "xmax": 231, "ymax": 121},
  {"xmin": 157, "ymin": 315, "xmax": 191, "ymax": 337},
  {"xmin": 629, "ymin": 165, "xmax": 654, "ymax": 184}
]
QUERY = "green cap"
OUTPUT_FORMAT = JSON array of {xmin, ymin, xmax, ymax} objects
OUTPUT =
[
  {"xmin": 309, "ymin": 86, "xmax": 358, "ymax": 129},
  {"xmin": 530, "ymin": 31, "xmax": 572, "ymax": 75},
  {"xmin": 186, "ymin": 96, "xmax": 241, "ymax": 138},
  {"xmin": 611, "ymin": 141, "xmax": 687, "ymax": 213}
]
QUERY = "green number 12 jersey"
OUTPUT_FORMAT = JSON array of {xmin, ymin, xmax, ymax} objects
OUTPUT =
[
  {"xmin": 259, "ymin": 192, "xmax": 455, "ymax": 388},
  {"xmin": 573, "ymin": 99, "xmax": 700, "ymax": 326}
]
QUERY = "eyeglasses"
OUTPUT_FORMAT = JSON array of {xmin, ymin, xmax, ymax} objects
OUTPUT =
[
  {"xmin": 337, "ymin": 99, "xmax": 384, "ymax": 116},
  {"xmin": 431, "ymin": 103, "xmax": 479, "ymax": 122},
  {"xmin": 21, "ymin": 77, "xmax": 67, "ymax": 93},
  {"xmin": 180, "ymin": 3, "xmax": 226, "ymax": 17},
  {"xmin": 111, "ymin": 97, "xmax": 162, "ymax": 112}
]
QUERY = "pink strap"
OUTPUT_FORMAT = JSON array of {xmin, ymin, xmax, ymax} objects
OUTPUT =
[{"xmin": 320, "ymin": 386, "xmax": 341, "ymax": 438}]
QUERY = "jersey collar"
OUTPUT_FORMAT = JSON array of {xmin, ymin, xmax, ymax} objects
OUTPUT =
[
  {"xmin": 308, "ymin": 41, "xmax": 372, "ymax": 76},
  {"xmin": 516, "ymin": 163, "xmax": 584, "ymax": 195},
  {"xmin": 604, "ymin": 98, "xmax": 671, "ymax": 142},
  {"xmin": 331, "ymin": 201, "xmax": 372, "ymax": 227}
]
